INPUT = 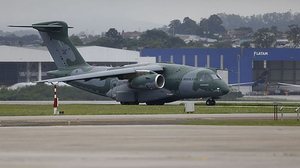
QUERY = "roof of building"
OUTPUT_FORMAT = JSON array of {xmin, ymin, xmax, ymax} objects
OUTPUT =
[{"xmin": 0, "ymin": 45, "xmax": 149, "ymax": 63}]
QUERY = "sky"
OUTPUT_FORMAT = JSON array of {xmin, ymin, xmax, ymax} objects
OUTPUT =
[{"xmin": 1, "ymin": 0, "xmax": 300, "ymax": 34}]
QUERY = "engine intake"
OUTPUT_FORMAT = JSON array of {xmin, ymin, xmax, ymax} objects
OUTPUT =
[{"xmin": 130, "ymin": 74, "xmax": 165, "ymax": 90}]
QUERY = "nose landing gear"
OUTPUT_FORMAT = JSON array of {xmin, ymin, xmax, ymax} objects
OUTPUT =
[{"xmin": 206, "ymin": 98, "xmax": 216, "ymax": 106}]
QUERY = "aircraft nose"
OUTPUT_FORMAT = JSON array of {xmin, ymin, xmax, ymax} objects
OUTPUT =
[{"xmin": 222, "ymin": 85, "xmax": 230, "ymax": 95}]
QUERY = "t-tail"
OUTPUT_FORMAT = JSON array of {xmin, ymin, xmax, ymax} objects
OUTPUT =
[
  {"xmin": 253, "ymin": 69, "xmax": 269, "ymax": 87},
  {"xmin": 9, "ymin": 21, "xmax": 90, "ymax": 70}
]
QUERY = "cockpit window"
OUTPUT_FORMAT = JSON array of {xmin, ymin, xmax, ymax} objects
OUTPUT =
[{"xmin": 198, "ymin": 73, "xmax": 212, "ymax": 81}]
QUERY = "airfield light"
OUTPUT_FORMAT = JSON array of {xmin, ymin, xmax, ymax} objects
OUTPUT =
[{"xmin": 296, "ymin": 107, "xmax": 300, "ymax": 121}]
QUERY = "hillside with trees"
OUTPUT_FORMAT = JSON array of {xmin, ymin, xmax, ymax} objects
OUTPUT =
[
  {"xmin": 1, "ymin": 11, "xmax": 300, "ymax": 49},
  {"xmin": 168, "ymin": 15, "xmax": 226, "ymax": 38},
  {"xmin": 218, "ymin": 11, "xmax": 300, "ymax": 31}
]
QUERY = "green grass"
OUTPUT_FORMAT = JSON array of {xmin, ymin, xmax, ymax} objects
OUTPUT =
[
  {"xmin": 184, "ymin": 119, "xmax": 300, "ymax": 126},
  {"xmin": 0, "ymin": 103, "xmax": 299, "ymax": 116},
  {"xmin": 1, "ymin": 104, "xmax": 300, "ymax": 126},
  {"xmin": 0, "ymin": 104, "xmax": 184, "ymax": 116}
]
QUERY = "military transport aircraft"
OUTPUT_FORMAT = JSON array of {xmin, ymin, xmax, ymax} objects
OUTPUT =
[
  {"xmin": 10, "ymin": 21, "xmax": 229, "ymax": 105},
  {"xmin": 253, "ymin": 70, "xmax": 300, "ymax": 95}
]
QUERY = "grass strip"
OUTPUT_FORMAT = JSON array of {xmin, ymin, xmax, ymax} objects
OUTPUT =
[{"xmin": 0, "ymin": 104, "xmax": 299, "ymax": 116}]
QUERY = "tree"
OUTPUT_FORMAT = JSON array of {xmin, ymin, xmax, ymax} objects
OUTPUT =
[
  {"xmin": 180, "ymin": 17, "xmax": 199, "ymax": 35},
  {"xmin": 139, "ymin": 29, "xmax": 168, "ymax": 48},
  {"xmin": 105, "ymin": 28, "xmax": 122, "ymax": 40},
  {"xmin": 287, "ymin": 24, "xmax": 300, "ymax": 47},
  {"xmin": 123, "ymin": 38, "xmax": 139, "ymax": 50},
  {"xmin": 199, "ymin": 18, "xmax": 209, "ymax": 36},
  {"xmin": 207, "ymin": 15, "xmax": 226, "ymax": 35},
  {"xmin": 139, "ymin": 29, "xmax": 185, "ymax": 48},
  {"xmin": 88, "ymin": 28, "xmax": 124, "ymax": 48},
  {"xmin": 104, "ymin": 28, "xmax": 124, "ymax": 48},
  {"xmin": 165, "ymin": 36, "xmax": 186, "ymax": 48},
  {"xmin": 168, "ymin": 19, "xmax": 181, "ymax": 36},
  {"xmin": 253, "ymin": 28, "xmax": 276, "ymax": 48},
  {"xmin": 219, "ymin": 11, "xmax": 300, "ymax": 31},
  {"xmin": 199, "ymin": 15, "xmax": 226, "ymax": 38},
  {"xmin": 69, "ymin": 35, "xmax": 83, "ymax": 46}
]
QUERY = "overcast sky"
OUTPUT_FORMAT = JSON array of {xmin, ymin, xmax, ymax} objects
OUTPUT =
[{"xmin": 1, "ymin": 0, "xmax": 300, "ymax": 34}]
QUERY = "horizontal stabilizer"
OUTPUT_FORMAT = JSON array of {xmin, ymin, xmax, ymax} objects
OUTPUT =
[
  {"xmin": 8, "ymin": 25, "xmax": 34, "ymax": 28},
  {"xmin": 278, "ymin": 82, "xmax": 300, "ymax": 87},
  {"xmin": 9, "ymin": 25, "xmax": 73, "ymax": 28}
]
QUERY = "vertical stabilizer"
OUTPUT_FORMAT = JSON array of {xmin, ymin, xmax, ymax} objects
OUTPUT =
[{"xmin": 32, "ymin": 21, "xmax": 89, "ymax": 69}]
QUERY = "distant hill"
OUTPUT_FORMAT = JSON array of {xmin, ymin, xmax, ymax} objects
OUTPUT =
[
  {"xmin": 0, "ymin": 29, "xmax": 38, "ymax": 37},
  {"xmin": 218, "ymin": 11, "xmax": 300, "ymax": 31}
]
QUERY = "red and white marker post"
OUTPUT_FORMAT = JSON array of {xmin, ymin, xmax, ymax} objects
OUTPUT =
[{"xmin": 53, "ymin": 84, "xmax": 59, "ymax": 115}]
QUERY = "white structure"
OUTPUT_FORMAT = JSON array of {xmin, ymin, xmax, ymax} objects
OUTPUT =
[
  {"xmin": 0, "ymin": 45, "xmax": 155, "ymax": 85},
  {"xmin": 0, "ymin": 45, "xmax": 154, "ymax": 63},
  {"xmin": 217, "ymin": 70, "xmax": 228, "ymax": 84}
]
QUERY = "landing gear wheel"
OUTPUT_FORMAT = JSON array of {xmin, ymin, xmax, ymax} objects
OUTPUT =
[{"xmin": 206, "ymin": 98, "xmax": 216, "ymax": 106}]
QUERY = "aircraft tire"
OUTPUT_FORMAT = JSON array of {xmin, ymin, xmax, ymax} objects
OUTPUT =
[{"xmin": 206, "ymin": 99, "xmax": 216, "ymax": 106}]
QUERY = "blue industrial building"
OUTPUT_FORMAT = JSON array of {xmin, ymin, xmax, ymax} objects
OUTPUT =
[{"xmin": 141, "ymin": 48, "xmax": 300, "ymax": 85}]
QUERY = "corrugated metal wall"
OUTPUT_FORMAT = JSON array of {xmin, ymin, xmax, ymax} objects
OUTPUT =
[{"xmin": 141, "ymin": 48, "xmax": 300, "ymax": 84}]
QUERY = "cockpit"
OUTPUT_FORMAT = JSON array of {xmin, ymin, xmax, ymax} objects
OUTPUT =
[{"xmin": 198, "ymin": 72, "xmax": 222, "ymax": 81}]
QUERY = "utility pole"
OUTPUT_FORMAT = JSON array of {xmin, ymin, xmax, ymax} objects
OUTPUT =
[{"xmin": 237, "ymin": 47, "xmax": 244, "ymax": 92}]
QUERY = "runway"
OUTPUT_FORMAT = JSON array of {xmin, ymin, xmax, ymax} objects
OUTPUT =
[
  {"xmin": 0, "ymin": 113, "xmax": 298, "ymax": 127},
  {"xmin": 0, "ymin": 125, "xmax": 299, "ymax": 168}
]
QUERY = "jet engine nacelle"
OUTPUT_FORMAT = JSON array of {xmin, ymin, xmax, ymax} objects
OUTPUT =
[{"xmin": 130, "ymin": 74, "xmax": 165, "ymax": 90}]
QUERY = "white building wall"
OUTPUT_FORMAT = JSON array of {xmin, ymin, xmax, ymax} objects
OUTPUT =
[
  {"xmin": 137, "ymin": 57, "xmax": 156, "ymax": 64},
  {"xmin": 217, "ymin": 70, "xmax": 228, "ymax": 84}
]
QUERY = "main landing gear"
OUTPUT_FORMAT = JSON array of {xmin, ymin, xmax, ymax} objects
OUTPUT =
[{"xmin": 206, "ymin": 98, "xmax": 216, "ymax": 106}]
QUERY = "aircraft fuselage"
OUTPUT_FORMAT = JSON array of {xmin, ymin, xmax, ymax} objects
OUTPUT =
[{"xmin": 65, "ymin": 63, "xmax": 229, "ymax": 105}]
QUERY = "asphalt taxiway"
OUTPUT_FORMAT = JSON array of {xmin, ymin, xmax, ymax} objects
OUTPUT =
[{"xmin": 0, "ymin": 125, "xmax": 299, "ymax": 168}]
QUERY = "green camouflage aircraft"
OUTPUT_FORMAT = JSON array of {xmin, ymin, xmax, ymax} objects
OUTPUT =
[{"xmin": 10, "ymin": 21, "xmax": 229, "ymax": 105}]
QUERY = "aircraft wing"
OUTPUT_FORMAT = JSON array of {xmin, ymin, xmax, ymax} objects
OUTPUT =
[
  {"xmin": 229, "ymin": 82, "xmax": 254, "ymax": 86},
  {"xmin": 278, "ymin": 82, "xmax": 300, "ymax": 87},
  {"xmin": 277, "ymin": 82, "xmax": 300, "ymax": 92},
  {"xmin": 38, "ymin": 64, "xmax": 164, "ymax": 83}
]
